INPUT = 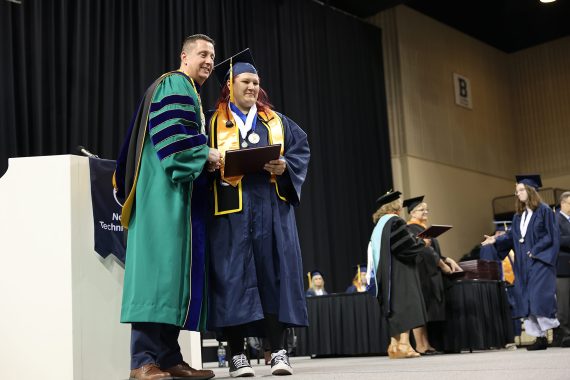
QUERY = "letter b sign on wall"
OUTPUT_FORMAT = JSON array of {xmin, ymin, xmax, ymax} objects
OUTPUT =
[{"xmin": 453, "ymin": 73, "xmax": 472, "ymax": 109}]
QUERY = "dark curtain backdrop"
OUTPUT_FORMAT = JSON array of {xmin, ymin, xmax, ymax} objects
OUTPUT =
[{"xmin": 0, "ymin": 0, "xmax": 392, "ymax": 293}]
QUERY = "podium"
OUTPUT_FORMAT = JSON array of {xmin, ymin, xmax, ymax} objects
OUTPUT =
[{"xmin": 0, "ymin": 155, "xmax": 201, "ymax": 380}]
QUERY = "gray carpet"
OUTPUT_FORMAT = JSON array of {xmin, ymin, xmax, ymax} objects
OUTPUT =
[{"xmin": 205, "ymin": 348, "xmax": 570, "ymax": 379}]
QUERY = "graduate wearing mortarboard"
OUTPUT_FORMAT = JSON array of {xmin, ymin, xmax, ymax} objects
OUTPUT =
[
  {"xmin": 205, "ymin": 49, "xmax": 310, "ymax": 377},
  {"xmin": 366, "ymin": 191, "xmax": 427, "ymax": 359},
  {"xmin": 346, "ymin": 265, "xmax": 369, "ymax": 293},
  {"xmin": 306, "ymin": 270, "xmax": 328, "ymax": 297},
  {"xmin": 482, "ymin": 175, "xmax": 560, "ymax": 350}
]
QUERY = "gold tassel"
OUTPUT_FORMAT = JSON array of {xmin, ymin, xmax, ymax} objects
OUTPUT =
[
  {"xmin": 307, "ymin": 272, "xmax": 312, "ymax": 289},
  {"xmin": 229, "ymin": 58, "xmax": 234, "ymax": 104}
]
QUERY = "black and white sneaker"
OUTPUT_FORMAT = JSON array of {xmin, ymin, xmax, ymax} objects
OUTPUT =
[
  {"xmin": 270, "ymin": 349, "xmax": 293, "ymax": 376},
  {"xmin": 229, "ymin": 353, "xmax": 255, "ymax": 377}
]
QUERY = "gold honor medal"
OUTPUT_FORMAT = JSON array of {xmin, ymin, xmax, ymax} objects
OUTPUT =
[
  {"xmin": 519, "ymin": 238, "xmax": 524, "ymax": 243},
  {"xmin": 248, "ymin": 132, "xmax": 260, "ymax": 144},
  {"xmin": 241, "ymin": 141, "xmax": 248, "ymax": 148}
]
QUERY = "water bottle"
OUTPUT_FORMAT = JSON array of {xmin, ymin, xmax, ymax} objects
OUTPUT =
[{"xmin": 217, "ymin": 342, "xmax": 226, "ymax": 367}]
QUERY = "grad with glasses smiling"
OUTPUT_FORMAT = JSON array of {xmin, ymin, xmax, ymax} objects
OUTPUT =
[{"xmin": 482, "ymin": 175, "xmax": 560, "ymax": 350}]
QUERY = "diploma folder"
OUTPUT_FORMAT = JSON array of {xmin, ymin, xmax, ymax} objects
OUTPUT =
[
  {"xmin": 416, "ymin": 225, "xmax": 453, "ymax": 239},
  {"xmin": 224, "ymin": 144, "xmax": 281, "ymax": 177}
]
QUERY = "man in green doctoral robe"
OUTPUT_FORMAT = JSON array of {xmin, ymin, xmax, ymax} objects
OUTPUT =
[{"xmin": 114, "ymin": 34, "xmax": 220, "ymax": 380}]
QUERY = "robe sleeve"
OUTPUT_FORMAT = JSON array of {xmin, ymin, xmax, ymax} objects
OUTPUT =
[
  {"xmin": 276, "ymin": 113, "xmax": 310, "ymax": 206},
  {"xmin": 391, "ymin": 218, "xmax": 425, "ymax": 263},
  {"xmin": 495, "ymin": 227, "xmax": 514, "ymax": 254},
  {"xmin": 530, "ymin": 204, "xmax": 560, "ymax": 266},
  {"xmin": 147, "ymin": 74, "xmax": 209, "ymax": 183},
  {"xmin": 432, "ymin": 238, "xmax": 445, "ymax": 260}
]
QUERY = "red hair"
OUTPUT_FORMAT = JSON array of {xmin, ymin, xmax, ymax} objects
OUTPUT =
[{"xmin": 215, "ymin": 79, "xmax": 274, "ymax": 113}]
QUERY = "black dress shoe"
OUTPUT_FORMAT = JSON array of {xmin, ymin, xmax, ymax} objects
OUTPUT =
[{"xmin": 526, "ymin": 337, "xmax": 548, "ymax": 351}]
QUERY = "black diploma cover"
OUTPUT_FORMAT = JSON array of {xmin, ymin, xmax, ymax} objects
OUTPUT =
[
  {"xmin": 224, "ymin": 144, "xmax": 281, "ymax": 177},
  {"xmin": 416, "ymin": 224, "xmax": 453, "ymax": 239}
]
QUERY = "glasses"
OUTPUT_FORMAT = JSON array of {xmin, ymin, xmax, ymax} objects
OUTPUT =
[
  {"xmin": 514, "ymin": 189, "xmax": 526, "ymax": 195},
  {"xmin": 414, "ymin": 209, "xmax": 429, "ymax": 213}
]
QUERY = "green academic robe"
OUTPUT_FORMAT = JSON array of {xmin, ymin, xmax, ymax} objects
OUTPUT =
[{"xmin": 119, "ymin": 72, "xmax": 209, "ymax": 330}]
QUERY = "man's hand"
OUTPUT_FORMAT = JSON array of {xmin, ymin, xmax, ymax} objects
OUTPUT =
[
  {"xmin": 264, "ymin": 159, "xmax": 287, "ymax": 176},
  {"xmin": 207, "ymin": 148, "xmax": 221, "ymax": 172}
]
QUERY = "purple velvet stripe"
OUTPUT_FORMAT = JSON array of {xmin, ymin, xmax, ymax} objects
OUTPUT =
[
  {"xmin": 150, "ymin": 123, "xmax": 199, "ymax": 146},
  {"xmin": 156, "ymin": 134, "xmax": 207, "ymax": 160},
  {"xmin": 184, "ymin": 174, "xmax": 208, "ymax": 330},
  {"xmin": 149, "ymin": 109, "xmax": 196, "ymax": 131},
  {"xmin": 149, "ymin": 95, "xmax": 195, "ymax": 113}
]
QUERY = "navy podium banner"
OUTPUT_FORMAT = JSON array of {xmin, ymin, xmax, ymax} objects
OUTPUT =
[{"xmin": 88, "ymin": 157, "xmax": 126, "ymax": 264}]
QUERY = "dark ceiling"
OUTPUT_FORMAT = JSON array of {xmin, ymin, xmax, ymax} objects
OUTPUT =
[{"xmin": 328, "ymin": 0, "xmax": 570, "ymax": 53}]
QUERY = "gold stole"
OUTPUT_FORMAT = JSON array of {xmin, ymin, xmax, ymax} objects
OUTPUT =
[{"xmin": 210, "ymin": 102, "xmax": 286, "ymax": 215}]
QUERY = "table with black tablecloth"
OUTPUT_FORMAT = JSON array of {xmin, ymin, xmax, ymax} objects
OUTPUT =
[
  {"xmin": 431, "ymin": 279, "xmax": 515, "ymax": 352},
  {"xmin": 295, "ymin": 292, "xmax": 390, "ymax": 356},
  {"xmin": 295, "ymin": 280, "xmax": 514, "ymax": 357}
]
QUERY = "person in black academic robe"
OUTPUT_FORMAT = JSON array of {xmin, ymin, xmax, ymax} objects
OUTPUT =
[
  {"xmin": 367, "ymin": 191, "xmax": 427, "ymax": 359},
  {"xmin": 554, "ymin": 192, "xmax": 570, "ymax": 346},
  {"xmin": 403, "ymin": 196, "xmax": 450, "ymax": 355},
  {"xmin": 205, "ymin": 49, "xmax": 310, "ymax": 377},
  {"xmin": 482, "ymin": 175, "xmax": 560, "ymax": 350}
]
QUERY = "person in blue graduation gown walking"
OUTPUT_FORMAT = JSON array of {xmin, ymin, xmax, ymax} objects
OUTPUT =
[
  {"xmin": 205, "ymin": 49, "xmax": 310, "ymax": 377},
  {"xmin": 482, "ymin": 174, "xmax": 560, "ymax": 350}
]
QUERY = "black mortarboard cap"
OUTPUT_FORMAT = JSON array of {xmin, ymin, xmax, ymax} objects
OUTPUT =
[
  {"xmin": 375, "ymin": 191, "xmax": 402, "ymax": 208},
  {"xmin": 213, "ymin": 48, "xmax": 257, "ymax": 86},
  {"xmin": 515, "ymin": 174, "xmax": 542, "ymax": 190},
  {"xmin": 403, "ymin": 195, "xmax": 425, "ymax": 213},
  {"xmin": 310, "ymin": 269, "xmax": 323, "ymax": 278},
  {"xmin": 353, "ymin": 264, "xmax": 368, "ymax": 273}
]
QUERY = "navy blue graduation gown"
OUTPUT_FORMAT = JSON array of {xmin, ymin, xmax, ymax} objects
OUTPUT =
[
  {"xmin": 496, "ymin": 202, "xmax": 560, "ymax": 318},
  {"xmin": 206, "ymin": 112, "xmax": 310, "ymax": 332}
]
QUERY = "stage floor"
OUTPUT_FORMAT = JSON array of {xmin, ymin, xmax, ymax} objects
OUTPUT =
[{"xmin": 204, "ymin": 347, "xmax": 570, "ymax": 380}]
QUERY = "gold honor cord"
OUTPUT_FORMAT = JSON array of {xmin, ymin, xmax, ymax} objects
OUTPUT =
[
  {"xmin": 229, "ymin": 58, "xmax": 234, "ymax": 104},
  {"xmin": 211, "ymin": 106, "xmax": 289, "ymax": 215}
]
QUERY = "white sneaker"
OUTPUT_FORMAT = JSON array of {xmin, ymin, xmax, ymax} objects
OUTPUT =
[
  {"xmin": 229, "ymin": 353, "xmax": 255, "ymax": 377},
  {"xmin": 270, "ymin": 349, "xmax": 293, "ymax": 376}
]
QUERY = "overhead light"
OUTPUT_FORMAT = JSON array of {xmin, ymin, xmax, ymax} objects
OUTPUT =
[{"xmin": 540, "ymin": 0, "xmax": 556, "ymax": 3}]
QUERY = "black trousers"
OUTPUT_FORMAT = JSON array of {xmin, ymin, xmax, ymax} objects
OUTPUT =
[
  {"xmin": 130, "ymin": 322, "xmax": 183, "ymax": 369},
  {"xmin": 224, "ymin": 314, "xmax": 285, "ymax": 357},
  {"xmin": 557, "ymin": 277, "xmax": 570, "ymax": 332}
]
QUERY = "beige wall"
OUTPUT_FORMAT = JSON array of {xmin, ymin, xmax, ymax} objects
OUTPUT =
[
  {"xmin": 510, "ymin": 38, "xmax": 570, "ymax": 176},
  {"xmin": 371, "ymin": 6, "xmax": 570, "ymax": 259},
  {"xmin": 397, "ymin": 156, "xmax": 514, "ymax": 258}
]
